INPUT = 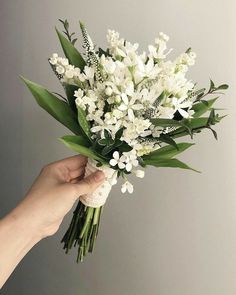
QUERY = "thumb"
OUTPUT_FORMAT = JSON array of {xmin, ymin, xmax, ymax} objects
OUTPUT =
[{"xmin": 73, "ymin": 170, "xmax": 105, "ymax": 197}]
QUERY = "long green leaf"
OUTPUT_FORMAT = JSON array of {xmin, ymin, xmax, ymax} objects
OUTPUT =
[
  {"xmin": 143, "ymin": 143, "xmax": 194, "ymax": 161},
  {"xmin": 77, "ymin": 106, "xmax": 92, "ymax": 141},
  {"xmin": 64, "ymin": 84, "xmax": 78, "ymax": 113},
  {"xmin": 60, "ymin": 135, "xmax": 89, "ymax": 147},
  {"xmin": 151, "ymin": 118, "xmax": 182, "ymax": 128},
  {"xmin": 56, "ymin": 28, "xmax": 86, "ymax": 69},
  {"xmin": 169, "ymin": 115, "xmax": 225, "ymax": 139},
  {"xmin": 21, "ymin": 77, "xmax": 82, "ymax": 135},
  {"xmin": 144, "ymin": 158, "xmax": 199, "ymax": 172},
  {"xmin": 60, "ymin": 135, "xmax": 105, "ymax": 162},
  {"xmin": 192, "ymin": 97, "xmax": 218, "ymax": 118}
]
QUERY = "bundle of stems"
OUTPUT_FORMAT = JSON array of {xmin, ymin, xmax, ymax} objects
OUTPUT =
[{"xmin": 61, "ymin": 201, "xmax": 103, "ymax": 262}]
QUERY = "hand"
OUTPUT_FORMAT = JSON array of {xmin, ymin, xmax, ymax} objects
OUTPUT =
[
  {"xmin": 12, "ymin": 155, "xmax": 105, "ymax": 239},
  {"xmin": 0, "ymin": 155, "xmax": 105, "ymax": 288}
]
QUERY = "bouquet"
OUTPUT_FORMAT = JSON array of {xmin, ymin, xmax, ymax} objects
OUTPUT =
[{"xmin": 22, "ymin": 19, "xmax": 228, "ymax": 262}]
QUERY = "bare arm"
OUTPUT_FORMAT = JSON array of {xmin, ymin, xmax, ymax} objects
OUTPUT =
[{"xmin": 0, "ymin": 155, "xmax": 104, "ymax": 288}]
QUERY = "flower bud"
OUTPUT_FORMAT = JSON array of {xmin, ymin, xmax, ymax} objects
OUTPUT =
[{"xmin": 105, "ymin": 87, "xmax": 113, "ymax": 96}]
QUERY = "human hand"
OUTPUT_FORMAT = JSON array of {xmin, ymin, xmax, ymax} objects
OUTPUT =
[
  {"xmin": 10, "ymin": 155, "xmax": 105, "ymax": 240},
  {"xmin": 0, "ymin": 155, "xmax": 105, "ymax": 288}
]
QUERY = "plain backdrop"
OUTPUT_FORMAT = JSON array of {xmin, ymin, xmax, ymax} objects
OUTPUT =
[{"xmin": 0, "ymin": 0, "xmax": 236, "ymax": 294}]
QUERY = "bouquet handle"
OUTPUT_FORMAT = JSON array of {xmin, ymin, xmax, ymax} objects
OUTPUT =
[{"xmin": 61, "ymin": 159, "xmax": 116, "ymax": 262}]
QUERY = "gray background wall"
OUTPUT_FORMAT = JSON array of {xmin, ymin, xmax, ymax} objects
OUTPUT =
[{"xmin": 0, "ymin": 0, "xmax": 236, "ymax": 294}]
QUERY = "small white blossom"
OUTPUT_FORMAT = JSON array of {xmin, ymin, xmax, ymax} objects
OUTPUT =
[
  {"xmin": 134, "ymin": 170, "xmax": 145, "ymax": 178},
  {"xmin": 172, "ymin": 96, "xmax": 192, "ymax": 119},
  {"xmin": 118, "ymin": 94, "xmax": 143, "ymax": 121},
  {"xmin": 122, "ymin": 150, "xmax": 139, "ymax": 172},
  {"xmin": 121, "ymin": 181, "xmax": 134, "ymax": 194},
  {"xmin": 109, "ymin": 151, "xmax": 126, "ymax": 169}
]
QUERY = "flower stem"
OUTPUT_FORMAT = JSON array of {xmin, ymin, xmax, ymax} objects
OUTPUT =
[{"xmin": 61, "ymin": 200, "xmax": 103, "ymax": 262}]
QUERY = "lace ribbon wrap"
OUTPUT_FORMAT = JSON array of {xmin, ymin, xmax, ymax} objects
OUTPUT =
[{"xmin": 80, "ymin": 158, "xmax": 117, "ymax": 208}]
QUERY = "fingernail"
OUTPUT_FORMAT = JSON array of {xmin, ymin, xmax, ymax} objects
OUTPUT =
[{"xmin": 94, "ymin": 171, "xmax": 105, "ymax": 182}]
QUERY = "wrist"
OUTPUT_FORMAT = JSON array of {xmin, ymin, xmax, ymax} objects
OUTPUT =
[
  {"xmin": 0, "ymin": 207, "xmax": 41, "ymax": 288},
  {"xmin": 2, "ymin": 206, "xmax": 42, "ymax": 247}
]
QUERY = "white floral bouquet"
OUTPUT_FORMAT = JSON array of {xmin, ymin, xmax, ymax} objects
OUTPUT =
[{"xmin": 22, "ymin": 19, "xmax": 228, "ymax": 262}]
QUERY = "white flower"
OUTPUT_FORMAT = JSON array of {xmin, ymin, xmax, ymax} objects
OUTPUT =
[
  {"xmin": 148, "ymin": 32, "xmax": 172, "ymax": 60},
  {"xmin": 101, "ymin": 55, "xmax": 116, "ymax": 74},
  {"xmin": 105, "ymin": 87, "xmax": 113, "ymax": 96},
  {"xmin": 82, "ymin": 66, "xmax": 95, "ymax": 80},
  {"xmin": 172, "ymin": 96, "xmax": 192, "ymax": 118},
  {"xmin": 56, "ymin": 65, "xmax": 65, "ymax": 75},
  {"xmin": 122, "ymin": 150, "xmax": 139, "ymax": 172},
  {"xmin": 134, "ymin": 142, "xmax": 157, "ymax": 157},
  {"xmin": 74, "ymin": 89, "xmax": 85, "ymax": 108},
  {"xmin": 109, "ymin": 151, "xmax": 126, "ymax": 169},
  {"xmin": 49, "ymin": 53, "xmax": 58, "ymax": 65},
  {"xmin": 134, "ymin": 170, "xmax": 145, "ymax": 178},
  {"xmin": 118, "ymin": 93, "xmax": 143, "ymax": 121},
  {"xmin": 107, "ymin": 30, "xmax": 121, "ymax": 48},
  {"xmin": 65, "ymin": 68, "xmax": 75, "ymax": 79},
  {"xmin": 137, "ymin": 58, "xmax": 160, "ymax": 80},
  {"xmin": 176, "ymin": 51, "xmax": 196, "ymax": 66},
  {"xmin": 159, "ymin": 32, "xmax": 169, "ymax": 42},
  {"xmin": 151, "ymin": 126, "xmax": 163, "ymax": 138},
  {"xmin": 157, "ymin": 106, "xmax": 175, "ymax": 119},
  {"xmin": 121, "ymin": 181, "xmax": 134, "ymax": 194}
]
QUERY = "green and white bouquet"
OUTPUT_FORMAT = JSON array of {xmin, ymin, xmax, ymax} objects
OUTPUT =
[{"xmin": 22, "ymin": 20, "xmax": 228, "ymax": 262}]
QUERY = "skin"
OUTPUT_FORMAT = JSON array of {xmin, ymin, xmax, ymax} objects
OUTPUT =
[{"xmin": 0, "ymin": 155, "xmax": 105, "ymax": 289}]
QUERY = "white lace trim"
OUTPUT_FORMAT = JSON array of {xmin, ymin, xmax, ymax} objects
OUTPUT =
[{"xmin": 79, "ymin": 158, "xmax": 117, "ymax": 208}]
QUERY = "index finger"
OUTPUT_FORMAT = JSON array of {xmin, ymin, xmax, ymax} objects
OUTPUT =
[{"xmin": 54, "ymin": 155, "xmax": 88, "ymax": 171}]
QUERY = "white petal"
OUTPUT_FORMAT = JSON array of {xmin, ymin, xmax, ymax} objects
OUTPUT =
[
  {"xmin": 135, "ymin": 170, "xmax": 145, "ymax": 178},
  {"xmin": 118, "ymin": 103, "xmax": 127, "ymax": 111},
  {"xmin": 110, "ymin": 174, "xmax": 118, "ymax": 185},
  {"xmin": 126, "ymin": 162, "xmax": 132, "ymax": 172},
  {"xmin": 178, "ymin": 108, "xmax": 190, "ymax": 118},
  {"xmin": 109, "ymin": 159, "xmax": 117, "ymax": 166},
  {"xmin": 132, "ymin": 104, "xmax": 143, "ymax": 111},
  {"xmin": 118, "ymin": 162, "xmax": 126, "ymax": 169},
  {"xmin": 180, "ymin": 101, "xmax": 192, "ymax": 108},
  {"xmin": 146, "ymin": 58, "xmax": 154, "ymax": 72},
  {"xmin": 128, "ymin": 109, "xmax": 135, "ymax": 121},
  {"xmin": 113, "ymin": 151, "xmax": 120, "ymax": 160},
  {"xmin": 127, "ymin": 183, "xmax": 134, "ymax": 194},
  {"xmin": 121, "ymin": 93, "xmax": 129, "ymax": 105},
  {"xmin": 121, "ymin": 184, "xmax": 127, "ymax": 193},
  {"xmin": 132, "ymin": 159, "xmax": 139, "ymax": 167},
  {"xmin": 91, "ymin": 126, "xmax": 102, "ymax": 133}
]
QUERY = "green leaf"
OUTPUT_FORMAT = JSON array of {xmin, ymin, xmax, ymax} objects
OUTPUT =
[
  {"xmin": 151, "ymin": 118, "xmax": 182, "ymax": 128},
  {"xmin": 76, "ymin": 106, "xmax": 92, "ymax": 141},
  {"xmin": 158, "ymin": 134, "xmax": 179, "ymax": 150},
  {"xmin": 217, "ymin": 84, "xmax": 229, "ymax": 90},
  {"xmin": 115, "ymin": 127, "xmax": 124, "ymax": 140},
  {"xmin": 143, "ymin": 158, "xmax": 199, "ymax": 172},
  {"xmin": 192, "ymin": 97, "xmax": 218, "ymax": 118},
  {"xmin": 143, "ymin": 142, "xmax": 194, "ymax": 161},
  {"xmin": 209, "ymin": 79, "xmax": 215, "ymax": 92},
  {"xmin": 169, "ymin": 115, "xmax": 225, "ymax": 138},
  {"xmin": 56, "ymin": 28, "xmax": 85, "ymax": 69},
  {"xmin": 168, "ymin": 117, "xmax": 209, "ymax": 138},
  {"xmin": 63, "ymin": 84, "xmax": 78, "ymax": 112},
  {"xmin": 21, "ymin": 77, "xmax": 82, "ymax": 135},
  {"xmin": 60, "ymin": 135, "xmax": 105, "ymax": 162},
  {"xmin": 60, "ymin": 135, "xmax": 89, "ymax": 147},
  {"xmin": 119, "ymin": 142, "xmax": 133, "ymax": 152},
  {"xmin": 101, "ymin": 145, "xmax": 114, "ymax": 156}
]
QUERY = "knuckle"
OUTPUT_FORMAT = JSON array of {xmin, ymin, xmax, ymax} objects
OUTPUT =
[
  {"xmin": 41, "ymin": 163, "xmax": 53, "ymax": 174},
  {"xmin": 84, "ymin": 176, "xmax": 94, "ymax": 187}
]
